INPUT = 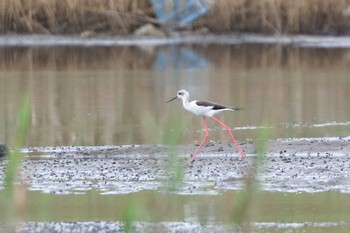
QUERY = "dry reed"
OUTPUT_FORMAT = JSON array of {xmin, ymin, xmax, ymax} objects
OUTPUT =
[
  {"xmin": 0, "ymin": 0, "xmax": 350, "ymax": 34},
  {"xmin": 203, "ymin": 0, "xmax": 350, "ymax": 34},
  {"xmin": 0, "ymin": 0, "xmax": 151, "ymax": 34}
]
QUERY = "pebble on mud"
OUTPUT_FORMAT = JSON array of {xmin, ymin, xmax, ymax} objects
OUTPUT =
[{"xmin": 0, "ymin": 143, "xmax": 8, "ymax": 156}]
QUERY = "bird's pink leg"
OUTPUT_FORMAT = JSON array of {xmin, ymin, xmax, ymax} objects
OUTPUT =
[
  {"xmin": 211, "ymin": 117, "xmax": 246, "ymax": 159},
  {"xmin": 190, "ymin": 116, "xmax": 209, "ymax": 162}
]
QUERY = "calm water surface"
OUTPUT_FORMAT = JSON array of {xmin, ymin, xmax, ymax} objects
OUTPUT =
[
  {"xmin": 0, "ymin": 41, "xmax": 350, "ymax": 232},
  {"xmin": 0, "ymin": 44, "xmax": 349, "ymax": 147}
]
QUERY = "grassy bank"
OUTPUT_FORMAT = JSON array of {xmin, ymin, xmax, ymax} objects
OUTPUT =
[{"xmin": 0, "ymin": 0, "xmax": 350, "ymax": 35}]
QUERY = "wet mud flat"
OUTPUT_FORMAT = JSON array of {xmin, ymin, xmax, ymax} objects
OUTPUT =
[
  {"xmin": 1, "ymin": 137, "xmax": 349, "ymax": 195},
  {"xmin": 9, "ymin": 221, "xmax": 350, "ymax": 233},
  {"xmin": 1, "ymin": 137, "xmax": 350, "ymax": 233}
]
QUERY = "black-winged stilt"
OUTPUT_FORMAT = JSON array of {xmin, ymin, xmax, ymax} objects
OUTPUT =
[{"xmin": 166, "ymin": 89, "xmax": 246, "ymax": 162}]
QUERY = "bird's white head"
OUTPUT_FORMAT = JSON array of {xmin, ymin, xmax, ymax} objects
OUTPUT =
[{"xmin": 166, "ymin": 89, "xmax": 189, "ymax": 103}]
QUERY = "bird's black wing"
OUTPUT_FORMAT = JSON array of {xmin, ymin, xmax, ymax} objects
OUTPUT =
[{"xmin": 196, "ymin": 101, "xmax": 241, "ymax": 110}]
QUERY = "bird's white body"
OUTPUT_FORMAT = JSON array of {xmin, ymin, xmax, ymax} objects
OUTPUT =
[
  {"xmin": 182, "ymin": 99, "xmax": 233, "ymax": 117},
  {"xmin": 175, "ymin": 89, "xmax": 237, "ymax": 117},
  {"xmin": 166, "ymin": 89, "xmax": 245, "ymax": 162}
]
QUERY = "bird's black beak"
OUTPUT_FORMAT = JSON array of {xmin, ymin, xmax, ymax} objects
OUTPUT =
[{"xmin": 166, "ymin": 96, "xmax": 177, "ymax": 103}]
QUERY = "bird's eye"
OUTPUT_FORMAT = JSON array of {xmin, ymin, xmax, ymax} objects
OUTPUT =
[{"xmin": 178, "ymin": 92, "xmax": 183, "ymax": 95}]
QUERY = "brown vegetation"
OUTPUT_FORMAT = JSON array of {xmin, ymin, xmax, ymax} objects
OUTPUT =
[
  {"xmin": 205, "ymin": 0, "xmax": 350, "ymax": 34},
  {"xmin": 0, "ymin": 0, "xmax": 151, "ymax": 34},
  {"xmin": 0, "ymin": 0, "xmax": 350, "ymax": 34}
]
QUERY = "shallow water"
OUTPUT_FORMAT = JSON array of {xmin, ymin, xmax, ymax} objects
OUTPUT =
[
  {"xmin": 0, "ymin": 35, "xmax": 350, "ymax": 232},
  {"xmin": 1, "ymin": 189, "xmax": 350, "ymax": 232},
  {"xmin": 0, "ymin": 37, "xmax": 349, "ymax": 146},
  {"xmin": 1, "ymin": 189, "xmax": 350, "ymax": 222}
]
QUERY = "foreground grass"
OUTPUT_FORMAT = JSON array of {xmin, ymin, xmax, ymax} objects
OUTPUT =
[
  {"xmin": 1, "ymin": 96, "xmax": 31, "ymax": 231},
  {"xmin": 0, "ymin": 0, "xmax": 349, "ymax": 34}
]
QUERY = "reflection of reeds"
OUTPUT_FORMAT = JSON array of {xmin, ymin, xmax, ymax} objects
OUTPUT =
[
  {"xmin": 0, "ymin": 45, "xmax": 349, "ymax": 71},
  {"xmin": 0, "ymin": 0, "xmax": 350, "ymax": 34},
  {"xmin": 0, "ymin": 45, "xmax": 349, "ymax": 146}
]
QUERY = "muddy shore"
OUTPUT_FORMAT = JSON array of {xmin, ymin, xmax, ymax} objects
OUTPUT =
[
  {"xmin": 1, "ymin": 137, "xmax": 349, "ymax": 195},
  {"xmin": 1, "ymin": 137, "xmax": 350, "ymax": 232}
]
